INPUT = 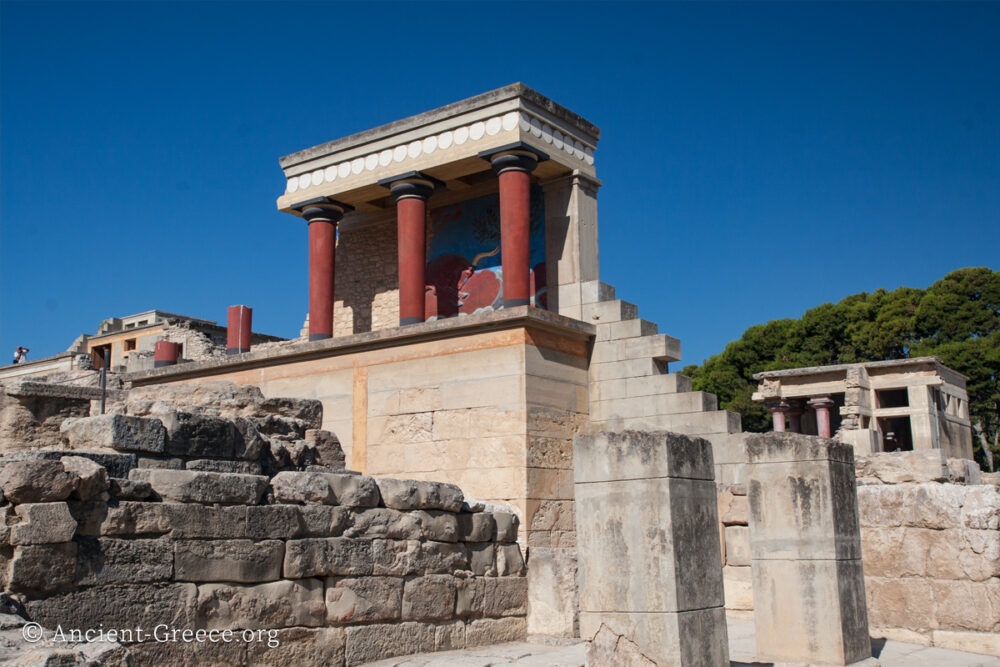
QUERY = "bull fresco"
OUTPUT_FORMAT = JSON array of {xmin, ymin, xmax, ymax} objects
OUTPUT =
[{"xmin": 425, "ymin": 187, "xmax": 546, "ymax": 319}]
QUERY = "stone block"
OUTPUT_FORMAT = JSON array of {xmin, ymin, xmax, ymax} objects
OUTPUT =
[
  {"xmin": 284, "ymin": 538, "xmax": 372, "ymax": 578},
  {"xmin": 137, "ymin": 456, "xmax": 184, "ymax": 469},
  {"xmin": 136, "ymin": 469, "xmax": 268, "ymax": 505},
  {"xmin": 854, "ymin": 449, "xmax": 950, "ymax": 484},
  {"xmin": 344, "ymin": 507, "xmax": 421, "ymax": 540},
  {"xmin": 468, "ymin": 543, "xmax": 496, "ymax": 575},
  {"xmin": 161, "ymin": 411, "xmax": 239, "ymax": 458},
  {"xmin": 420, "ymin": 540, "xmax": 470, "ymax": 574},
  {"xmin": 245, "ymin": 627, "xmax": 345, "ymax": 667},
  {"xmin": 582, "ymin": 610, "xmax": 729, "ymax": 666},
  {"xmin": 175, "ymin": 539, "xmax": 284, "ymax": 583},
  {"xmin": 0, "ymin": 460, "xmax": 77, "ymax": 503},
  {"xmin": 494, "ymin": 510, "xmax": 519, "ymax": 542},
  {"xmin": 304, "ymin": 428, "xmax": 346, "ymax": 470},
  {"xmin": 496, "ymin": 543, "xmax": 526, "ymax": 576},
  {"xmin": 99, "ymin": 501, "xmax": 172, "ymax": 536},
  {"xmin": 456, "ymin": 578, "xmax": 485, "ymax": 617},
  {"xmin": 723, "ymin": 566, "xmax": 754, "ymax": 611},
  {"xmin": 483, "ymin": 576, "xmax": 527, "ymax": 618},
  {"xmin": 962, "ymin": 484, "xmax": 1000, "ymax": 530},
  {"xmin": 344, "ymin": 621, "xmax": 435, "ymax": 666},
  {"xmin": 724, "ymin": 525, "xmax": 750, "ymax": 567},
  {"xmin": 375, "ymin": 477, "xmax": 463, "ymax": 511},
  {"xmin": 435, "ymin": 620, "xmax": 466, "ymax": 651},
  {"xmin": 108, "ymin": 477, "xmax": 152, "ymax": 500},
  {"xmin": 414, "ymin": 509, "xmax": 459, "ymax": 542},
  {"xmin": 25, "ymin": 583, "xmax": 197, "ymax": 630},
  {"xmin": 865, "ymin": 576, "xmax": 934, "ymax": 632},
  {"xmin": 76, "ymin": 537, "xmax": 173, "ymax": 585},
  {"xmin": 372, "ymin": 539, "xmax": 421, "ymax": 576},
  {"xmin": 465, "ymin": 616, "xmax": 526, "ymax": 647},
  {"xmin": 931, "ymin": 630, "xmax": 1000, "ymax": 657},
  {"xmin": 10, "ymin": 502, "xmax": 77, "ymax": 545},
  {"xmin": 60, "ymin": 456, "xmax": 109, "ymax": 500},
  {"xmin": 271, "ymin": 471, "xmax": 379, "ymax": 507},
  {"xmin": 326, "ymin": 576, "xmax": 402, "ymax": 624},
  {"xmin": 576, "ymin": 476, "xmax": 722, "ymax": 612},
  {"xmin": 195, "ymin": 579, "xmax": 326, "ymax": 630},
  {"xmin": 185, "ymin": 459, "xmax": 263, "ymax": 475},
  {"xmin": 457, "ymin": 512, "xmax": 496, "ymax": 542},
  {"xmin": 402, "ymin": 574, "xmax": 458, "ymax": 621},
  {"xmin": 161, "ymin": 504, "xmax": 249, "ymax": 539},
  {"xmin": 587, "ymin": 623, "xmax": 657, "ymax": 666},
  {"xmin": 527, "ymin": 546, "xmax": 578, "ymax": 637},
  {"xmin": 60, "ymin": 413, "xmax": 167, "ymax": 453},
  {"xmin": 298, "ymin": 505, "xmax": 352, "ymax": 537},
  {"xmin": 8, "ymin": 543, "xmax": 77, "ymax": 594},
  {"xmin": 574, "ymin": 431, "xmax": 715, "ymax": 484}
]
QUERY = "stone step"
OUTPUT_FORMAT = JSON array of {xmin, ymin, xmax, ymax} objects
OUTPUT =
[
  {"xmin": 591, "ymin": 334, "xmax": 681, "ymax": 365},
  {"xmin": 581, "ymin": 300, "xmax": 638, "ymax": 324},
  {"xmin": 590, "ymin": 373, "xmax": 692, "ymax": 402},
  {"xmin": 596, "ymin": 318, "xmax": 659, "ymax": 342},
  {"xmin": 590, "ymin": 391, "xmax": 718, "ymax": 421},
  {"xmin": 589, "ymin": 357, "xmax": 668, "ymax": 382},
  {"xmin": 581, "ymin": 280, "xmax": 616, "ymax": 305},
  {"xmin": 617, "ymin": 409, "xmax": 743, "ymax": 435}
]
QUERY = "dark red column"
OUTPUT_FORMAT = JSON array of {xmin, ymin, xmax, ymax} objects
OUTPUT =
[
  {"xmin": 480, "ymin": 143, "xmax": 547, "ymax": 308},
  {"xmin": 154, "ymin": 341, "xmax": 179, "ymax": 367},
  {"xmin": 227, "ymin": 305, "xmax": 252, "ymax": 354},
  {"xmin": 788, "ymin": 401, "xmax": 804, "ymax": 434},
  {"xmin": 378, "ymin": 172, "xmax": 442, "ymax": 326},
  {"xmin": 296, "ymin": 198, "xmax": 352, "ymax": 341},
  {"xmin": 808, "ymin": 395, "xmax": 836, "ymax": 438},
  {"xmin": 767, "ymin": 401, "xmax": 788, "ymax": 432}
]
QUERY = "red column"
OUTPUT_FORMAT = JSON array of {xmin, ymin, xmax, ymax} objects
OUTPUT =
[
  {"xmin": 298, "ymin": 199, "xmax": 351, "ymax": 341},
  {"xmin": 808, "ymin": 396, "xmax": 836, "ymax": 438},
  {"xmin": 154, "ymin": 341, "xmax": 179, "ymax": 367},
  {"xmin": 480, "ymin": 144, "xmax": 547, "ymax": 308},
  {"xmin": 767, "ymin": 402, "xmax": 788, "ymax": 432},
  {"xmin": 379, "ymin": 173, "xmax": 441, "ymax": 326},
  {"xmin": 788, "ymin": 403, "xmax": 804, "ymax": 434},
  {"xmin": 227, "ymin": 305, "xmax": 252, "ymax": 355}
]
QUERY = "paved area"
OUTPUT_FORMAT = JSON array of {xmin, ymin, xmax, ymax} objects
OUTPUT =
[{"xmin": 364, "ymin": 617, "xmax": 1000, "ymax": 666}]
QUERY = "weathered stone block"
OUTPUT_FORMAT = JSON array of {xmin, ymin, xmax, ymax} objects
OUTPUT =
[
  {"xmin": 527, "ymin": 546, "xmax": 577, "ymax": 637},
  {"xmin": 468, "ymin": 543, "xmax": 495, "ymax": 576},
  {"xmin": 414, "ymin": 509, "xmax": 459, "ymax": 542},
  {"xmin": 108, "ymin": 477, "xmax": 152, "ymax": 500},
  {"xmin": 272, "ymin": 471, "xmax": 379, "ymax": 507},
  {"xmin": 136, "ymin": 469, "xmax": 268, "ymax": 505},
  {"xmin": 76, "ymin": 537, "xmax": 173, "ymax": 585},
  {"xmin": 855, "ymin": 449, "xmax": 949, "ymax": 484},
  {"xmin": 587, "ymin": 623, "xmax": 657, "ymax": 666},
  {"xmin": 99, "ymin": 501, "xmax": 172, "ymax": 536},
  {"xmin": 465, "ymin": 616, "xmax": 526, "ymax": 647},
  {"xmin": 60, "ymin": 456, "xmax": 109, "ymax": 500},
  {"xmin": 25, "ymin": 583, "xmax": 197, "ymax": 631},
  {"xmin": 724, "ymin": 525, "xmax": 750, "ymax": 567},
  {"xmin": 723, "ymin": 566, "xmax": 754, "ymax": 611},
  {"xmin": 195, "ymin": 579, "xmax": 326, "ymax": 630},
  {"xmin": 10, "ymin": 502, "xmax": 76, "ymax": 545},
  {"xmin": 161, "ymin": 504, "xmax": 248, "ymax": 539},
  {"xmin": 402, "ymin": 574, "xmax": 458, "ymax": 621},
  {"xmin": 175, "ymin": 539, "xmax": 283, "ymax": 582},
  {"xmin": 420, "ymin": 540, "xmax": 470, "ymax": 575},
  {"xmin": 375, "ymin": 478, "xmax": 463, "ymax": 511},
  {"xmin": 456, "ymin": 578, "xmax": 484, "ymax": 618},
  {"xmin": 8, "ymin": 543, "xmax": 77, "ymax": 593},
  {"xmin": 344, "ymin": 621, "xmax": 435, "ymax": 666},
  {"xmin": 496, "ymin": 543, "xmax": 526, "ymax": 576},
  {"xmin": 326, "ymin": 576, "xmax": 402, "ymax": 624},
  {"xmin": 372, "ymin": 539, "xmax": 420, "ymax": 576},
  {"xmin": 245, "ymin": 627, "xmax": 345, "ymax": 666},
  {"xmin": 483, "ymin": 576, "xmax": 527, "ymax": 617},
  {"xmin": 60, "ymin": 414, "xmax": 166, "ymax": 453},
  {"xmin": 457, "ymin": 512, "xmax": 496, "ymax": 542},
  {"xmin": 0, "ymin": 460, "xmax": 77, "ymax": 503},
  {"xmin": 161, "ymin": 411, "xmax": 239, "ymax": 458},
  {"xmin": 580, "ymin": 609, "xmax": 728, "ymax": 667},
  {"xmin": 574, "ymin": 430, "xmax": 715, "ymax": 484},
  {"xmin": 343, "ymin": 507, "xmax": 421, "ymax": 540},
  {"xmin": 284, "ymin": 538, "xmax": 372, "ymax": 578},
  {"xmin": 185, "ymin": 459, "xmax": 263, "ymax": 475},
  {"xmin": 435, "ymin": 620, "xmax": 466, "ymax": 651}
]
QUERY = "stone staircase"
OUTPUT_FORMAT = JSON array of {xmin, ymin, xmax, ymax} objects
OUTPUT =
[{"xmin": 581, "ymin": 281, "xmax": 742, "ymax": 441}]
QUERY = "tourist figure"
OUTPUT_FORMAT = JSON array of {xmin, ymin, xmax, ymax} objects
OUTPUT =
[{"xmin": 12, "ymin": 346, "xmax": 28, "ymax": 364}]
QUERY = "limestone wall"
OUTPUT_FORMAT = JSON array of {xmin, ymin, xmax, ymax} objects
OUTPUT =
[{"xmin": 334, "ymin": 219, "xmax": 399, "ymax": 337}]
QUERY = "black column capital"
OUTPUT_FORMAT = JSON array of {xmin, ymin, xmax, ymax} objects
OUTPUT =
[
  {"xmin": 479, "ymin": 142, "xmax": 549, "ymax": 174},
  {"xmin": 377, "ymin": 171, "xmax": 445, "ymax": 201},
  {"xmin": 293, "ymin": 197, "xmax": 354, "ymax": 223}
]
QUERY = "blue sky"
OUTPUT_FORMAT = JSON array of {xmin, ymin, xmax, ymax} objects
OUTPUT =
[{"xmin": 2, "ymin": 1, "xmax": 998, "ymax": 368}]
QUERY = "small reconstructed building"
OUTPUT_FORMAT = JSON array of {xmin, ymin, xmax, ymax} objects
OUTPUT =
[{"xmin": 752, "ymin": 357, "xmax": 973, "ymax": 459}]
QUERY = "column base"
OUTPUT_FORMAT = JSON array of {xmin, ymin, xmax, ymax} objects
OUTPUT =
[
  {"xmin": 226, "ymin": 347, "xmax": 250, "ymax": 355},
  {"xmin": 504, "ymin": 298, "xmax": 531, "ymax": 308},
  {"xmin": 153, "ymin": 360, "xmax": 177, "ymax": 368},
  {"xmin": 308, "ymin": 333, "xmax": 332, "ymax": 341},
  {"xmin": 400, "ymin": 316, "xmax": 423, "ymax": 326}
]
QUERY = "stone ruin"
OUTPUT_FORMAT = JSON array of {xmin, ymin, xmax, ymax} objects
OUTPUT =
[{"xmin": 0, "ymin": 380, "xmax": 526, "ymax": 665}]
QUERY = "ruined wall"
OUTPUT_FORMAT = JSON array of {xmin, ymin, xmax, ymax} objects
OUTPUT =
[
  {"xmin": 716, "ymin": 449, "xmax": 1000, "ymax": 657},
  {"xmin": 334, "ymin": 219, "xmax": 399, "ymax": 337}
]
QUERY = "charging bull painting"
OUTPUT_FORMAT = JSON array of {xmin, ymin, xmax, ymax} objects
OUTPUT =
[{"xmin": 425, "ymin": 187, "xmax": 546, "ymax": 319}]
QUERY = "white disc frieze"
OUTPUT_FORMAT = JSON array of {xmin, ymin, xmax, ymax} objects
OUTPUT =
[
  {"xmin": 338, "ymin": 162, "xmax": 351, "ymax": 178},
  {"xmin": 454, "ymin": 126, "xmax": 469, "ymax": 144},
  {"xmin": 407, "ymin": 141, "xmax": 421, "ymax": 158},
  {"xmin": 438, "ymin": 130, "xmax": 453, "ymax": 150},
  {"xmin": 422, "ymin": 136, "xmax": 437, "ymax": 154},
  {"xmin": 379, "ymin": 149, "xmax": 393, "ymax": 167},
  {"xmin": 325, "ymin": 166, "xmax": 337, "ymax": 182},
  {"xmin": 393, "ymin": 146, "xmax": 407, "ymax": 162},
  {"xmin": 502, "ymin": 112, "xmax": 519, "ymax": 131},
  {"xmin": 541, "ymin": 124, "xmax": 553, "ymax": 143},
  {"xmin": 485, "ymin": 116, "xmax": 502, "ymax": 135},
  {"xmin": 365, "ymin": 153, "xmax": 379, "ymax": 171},
  {"xmin": 351, "ymin": 157, "xmax": 364, "ymax": 175},
  {"xmin": 287, "ymin": 178, "xmax": 298, "ymax": 193},
  {"xmin": 469, "ymin": 121, "xmax": 485, "ymax": 140},
  {"xmin": 584, "ymin": 146, "xmax": 595, "ymax": 165},
  {"xmin": 298, "ymin": 174, "xmax": 311, "ymax": 190},
  {"xmin": 530, "ymin": 117, "xmax": 542, "ymax": 137},
  {"xmin": 553, "ymin": 130, "xmax": 564, "ymax": 150},
  {"xmin": 519, "ymin": 112, "xmax": 531, "ymax": 131}
]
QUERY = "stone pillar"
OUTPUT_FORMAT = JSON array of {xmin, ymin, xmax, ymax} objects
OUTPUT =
[
  {"xmin": 574, "ymin": 431, "xmax": 729, "ymax": 666},
  {"xmin": 808, "ymin": 395, "xmax": 836, "ymax": 438},
  {"xmin": 767, "ymin": 401, "xmax": 788, "ymax": 432},
  {"xmin": 480, "ymin": 143, "xmax": 548, "ymax": 308},
  {"xmin": 746, "ymin": 432, "xmax": 872, "ymax": 666},
  {"xmin": 378, "ymin": 172, "xmax": 443, "ymax": 326},
  {"xmin": 226, "ymin": 305, "xmax": 252, "ymax": 355},
  {"xmin": 153, "ymin": 341, "xmax": 179, "ymax": 368},
  {"xmin": 295, "ymin": 197, "xmax": 352, "ymax": 341}
]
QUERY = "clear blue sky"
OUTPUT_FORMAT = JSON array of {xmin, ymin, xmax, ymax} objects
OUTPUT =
[{"xmin": 2, "ymin": 2, "xmax": 998, "ymax": 368}]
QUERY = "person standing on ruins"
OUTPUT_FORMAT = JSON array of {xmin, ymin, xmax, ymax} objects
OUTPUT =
[{"xmin": 12, "ymin": 346, "xmax": 28, "ymax": 364}]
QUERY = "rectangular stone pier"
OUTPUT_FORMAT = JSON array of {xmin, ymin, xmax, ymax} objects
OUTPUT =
[
  {"xmin": 574, "ymin": 430, "xmax": 729, "ymax": 666},
  {"xmin": 746, "ymin": 432, "xmax": 873, "ymax": 666}
]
